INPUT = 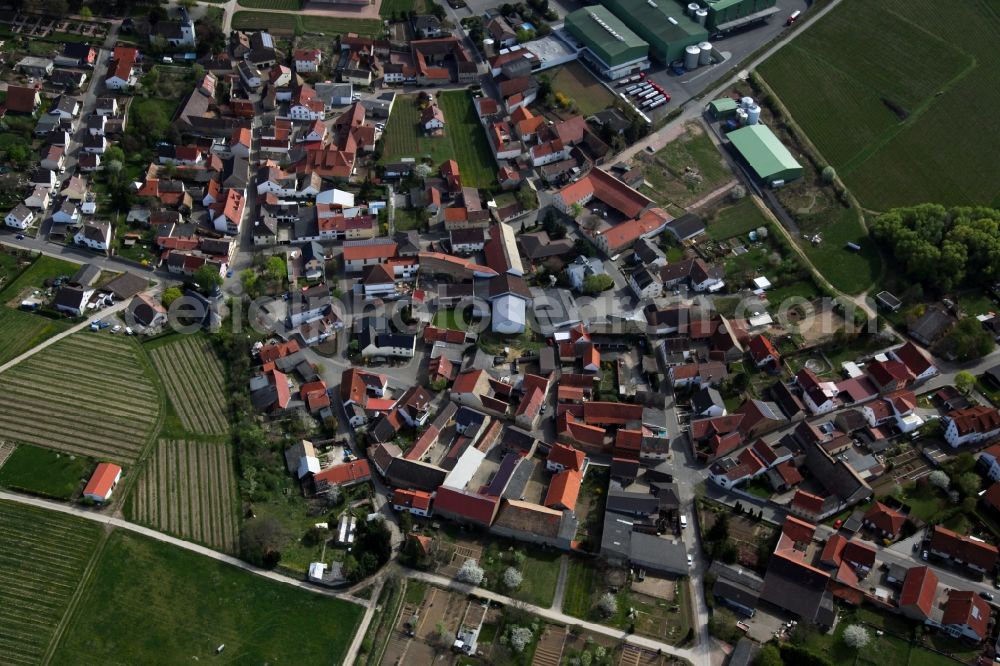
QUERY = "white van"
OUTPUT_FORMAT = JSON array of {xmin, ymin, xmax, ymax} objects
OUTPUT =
[{"xmin": 680, "ymin": 515, "xmax": 688, "ymax": 529}]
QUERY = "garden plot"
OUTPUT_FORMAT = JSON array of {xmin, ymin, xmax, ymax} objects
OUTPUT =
[
  {"xmin": 149, "ymin": 337, "xmax": 229, "ymax": 436},
  {"xmin": 0, "ymin": 500, "xmax": 102, "ymax": 666},
  {"xmin": 0, "ymin": 333, "xmax": 160, "ymax": 464},
  {"xmin": 129, "ymin": 439, "xmax": 238, "ymax": 554}
]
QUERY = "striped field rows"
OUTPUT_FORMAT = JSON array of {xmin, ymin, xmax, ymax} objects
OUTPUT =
[
  {"xmin": 130, "ymin": 439, "xmax": 238, "ymax": 554},
  {"xmin": 0, "ymin": 500, "xmax": 102, "ymax": 666},
  {"xmin": 0, "ymin": 334, "xmax": 160, "ymax": 464},
  {"xmin": 149, "ymin": 337, "xmax": 229, "ymax": 436}
]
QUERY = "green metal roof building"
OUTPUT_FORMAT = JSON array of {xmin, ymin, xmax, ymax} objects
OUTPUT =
[
  {"xmin": 565, "ymin": 6, "xmax": 649, "ymax": 71},
  {"xmin": 703, "ymin": 0, "xmax": 778, "ymax": 31},
  {"xmin": 598, "ymin": 0, "xmax": 708, "ymax": 63},
  {"xmin": 707, "ymin": 97, "xmax": 739, "ymax": 120},
  {"xmin": 727, "ymin": 124, "xmax": 803, "ymax": 186}
]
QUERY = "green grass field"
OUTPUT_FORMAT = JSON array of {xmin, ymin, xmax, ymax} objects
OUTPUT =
[
  {"xmin": 232, "ymin": 10, "xmax": 383, "ymax": 36},
  {"xmin": 798, "ymin": 207, "xmax": 880, "ymax": 295},
  {"xmin": 545, "ymin": 61, "xmax": 616, "ymax": 116},
  {"xmin": 52, "ymin": 530, "xmax": 364, "ymax": 665},
  {"xmin": 0, "ymin": 444, "xmax": 95, "ymax": 500},
  {"xmin": 637, "ymin": 123, "xmax": 733, "ymax": 209},
  {"xmin": 757, "ymin": 0, "xmax": 1000, "ymax": 209},
  {"xmin": 707, "ymin": 198, "xmax": 769, "ymax": 241},
  {"xmin": 382, "ymin": 91, "xmax": 498, "ymax": 187},
  {"xmin": 0, "ymin": 500, "xmax": 103, "ymax": 666},
  {"xmin": 380, "ymin": 0, "xmax": 416, "ymax": 18},
  {"xmin": 0, "ymin": 254, "xmax": 79, "ymax": 365},
  {"xmin": 562, "ymin": 557, "xmax": 597, "ymax": 617}
]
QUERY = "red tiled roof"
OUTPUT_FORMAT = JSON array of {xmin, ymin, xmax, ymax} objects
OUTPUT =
[
  {"xmin": 259, "ymin": 339, "xmax": 300, "ymax": 365},
  {"xmin": 775, "ymin": 460, "xmax": 803, "ymax": 486},
  {"xmin": 750, "ymin": 439, "xmax": 779, "ymax": 466},
  {"xmin": 84, "ymin": 462, "xmax": 121, "ymax": 499},
  {"xmin": 433, "ymin": 486, "xmax": 499, "ymax": 525},
  {"xmin": 820, "ymin": 533, "xmax": 847, "ymax": 565},
  {"xmin": 393, "ymin": 488, "xmax": 432, "ymax": 511},
  {"xmin": 781, "ymin": 515, "xmax": 816, "ymax": 546},
  {"xmin": 300, "ymin": 380, "xmax": 330, "ymax": 412},
  {"xmin": 597, "ymin": 208, "xmax": 670, "ymax": 253},
  {"xmin": 689, "ymin": 415, "xmax": 743, "ymax": 441},
  {"xmin": 5, "ymin": 85, "xmax": 38, "ymax": 113},
  {"xmin": 547, "ymin": 443, "xmax": 585, "ymax": 471},
  {"xmin": 452, "ymin": 369, "xmax": 486, "ymax": 395},
  {"xmin": 900, "ymin": 566, "xmax": 938, "ymax": 618},
  {"xmin": 343, "ymin": 242, "xmax": 397, "ymax": 261},
  {"xmin": 791, "ymin": 490, "xmax": 825, "ymax": 514},
  {"xmin": 864, "ymin": 501, "xmax": 906, "ymax": 536},
  {"xmin": 271, "ymin": 369, "xmax": 291, "ymax": 409},
  {"xmin": 615, "ymin": 428, "xmax": 643, "ymax": 452},
  {"xmin": 404, "ymin": 425, "xmax": 439, "ymax": 461},
  {"xmin": 748, "ymin": 334, "xmax": 780, "ymax": 365},
  {"xmin": 583, "ymin": 401, "xmax": 643, "ymax": 426},
  {"xmin": 842, "ymin": 540, "xmax": 876, "ymax": 569},
  {"xmin": 544, "ymin": 469, "xmax": 581, "ymax": 511},
  {"xmin": 893, "ymin": 341, "xmax": 934, "ymax": 377},
  {"xmin": 930, "ymin": 525, "xmax": 999, "ymax": 570},
  {"xmin": 941, "ymin": 591, "xmax": 990, "ymax": 639},
  {"xmin": 947, "ymin": 405, "xmax": 1000, "ymax": 436},
  {"xmin": 736, "ymin": 447, "xmax": 765, "ymax": 475},
  {"xmin": 867, "ymin": 359, "xmax": 914, "ymax": 387},
  {"xmin": 314, "ymin": 459, "xmax": 370, "ymax": 486}
]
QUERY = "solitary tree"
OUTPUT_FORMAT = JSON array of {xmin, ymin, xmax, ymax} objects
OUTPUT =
[
  {"xmin": 955, "ymin": 371, "xmax": 976, "ymax": 395},
  {"xmin": 842, "ymin": 624, "xmax": 870, "ymax": 649},
  {"xmin": 821, "ymin": 166, "xmax": 837, "ymax": 184},
  {"xmin": 508, "ymin": 626, "xmax": 533, "ymax": 653},
  {"xmin": 928, "ymin": 470, "xmax": 951, "ymax": 491},
  {"xmin": 457, "ymin": 559, "xmax": 485, "ymax": 585},
  {"xmin": 161, "ymin": 286, "xmax": 183, "ymax": 308},
  {"xmin": 597, "ymin": 592, "xmax": 618, "ymax": 617},
  {"xmin": 502, "ymin": 567, "xmax": 523, "ymax": 589}
]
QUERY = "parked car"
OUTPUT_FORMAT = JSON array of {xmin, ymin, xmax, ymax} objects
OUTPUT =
[{"xmin": 979, "ymin": 591, "xmax": 994, "ymax": 601}]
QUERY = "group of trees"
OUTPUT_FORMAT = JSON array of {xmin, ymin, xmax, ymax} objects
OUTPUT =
[
  {"xmin": 942, "ymin": 316, "xmax": 994, "ymax": 361},
  {"xmin": 343, "ymin": 517, "xmax": 392, "ymax": 582},
  {"xmin": 871, "ymin": 204, "xmax": 1000, "ymax": 292}
]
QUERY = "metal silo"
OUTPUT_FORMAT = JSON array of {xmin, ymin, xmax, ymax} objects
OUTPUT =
[
  {"xmin": 736, "ymin": 108, "xmax": 749, "ymax": 125},
  {"xmin": 740, "ymin": 96, "xmax": 754, "ymax": 109},
  {"xmin": 695, "ymin": 8, "xmax": 708, "ymax": 24},
  {"xmin": 687, "ymin": 2, "xmax": 700, "ymax": 15},
  {"xmin": 684, "ymin": 44, "xmax": 701, "ymax": 70},
  {"xmin": 698, "ymin": 41, "xmax": 712, "ymax": 65},
  {"xmin": 746, "ymin": 104, "xmax": 761, "ymax": 125}
]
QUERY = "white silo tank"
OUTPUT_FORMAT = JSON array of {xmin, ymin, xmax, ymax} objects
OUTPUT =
[
  {"xmin": 684, "ymin": 44, "xmax": 701, "ymax": 70},
  {"xmin": 747, "ymin": 104, "xmax": 761, "ymax": 125},
  {"xmin": 698, "ymin": 41, "xmax": 712, "ymax": 65},
  {"xmin": 687, "ymin": 2, "xmax": 700, "ymax": 16},
  {"xmin": 740, "ymin": 96, "xmax": 754, "ymax": 109},
  {"xmin": 695, "ymin": 8, "xmax": 708, "ymax": 24},
  {"xmin": 736, "ymin": 108, "xmax": 749, "ymax": 125}
]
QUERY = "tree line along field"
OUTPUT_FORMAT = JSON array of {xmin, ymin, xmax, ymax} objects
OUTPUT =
[
  {"xmin": 381, "ymin": 91, "xmax": 499, "ymax": 187},
  {"xmin": 0, "ymin": 333, "xmax": 161, "ymax": 464},
  {"xmin": 127, "ymin": 439, "xmax": 239, "ymax": 554},
  {"xmin": 51, "ymin": 530, "xmax": 365, "ymax": 665},
  {"xmin": 0, "ymin": 254, "xmax": 79, "ymax": 365},
  {"xmin": 757, "ymin": 0, "xmax": 1000, "ymax": 210},
  {"xmin": 0, "ymin": 500, "xmax": 102, "ymax": 666},
  {"xmin": 148, "ymin": 336, "xmax": 229, "ymax": 436}
]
